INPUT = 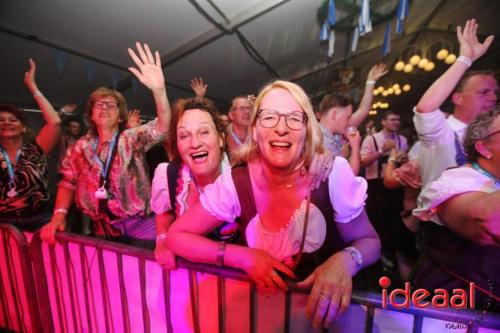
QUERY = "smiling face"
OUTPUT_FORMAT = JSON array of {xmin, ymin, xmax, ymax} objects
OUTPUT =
[
  {"xmin": 176, "ymin": 108, "xmax": 224, "ymax": 182},
  {"xmin": 252, "ymin": 88, "xmax": 306, "ymax": 172},
  {"xmin": 0, "ymin": 111, "xmax": 25, "ymax": 140}
]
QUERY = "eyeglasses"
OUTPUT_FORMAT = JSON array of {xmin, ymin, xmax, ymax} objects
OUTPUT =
[
  {"xmin": 483, "ymin": 129, "xmax": 500, "ymax": 139},
  {"xmin": 92, "ymin": 100, "xmax": 119, "ymax": 110},
  {"xmin": 257, "ymin": 109, "xmax": 307, "ymax": 130}
]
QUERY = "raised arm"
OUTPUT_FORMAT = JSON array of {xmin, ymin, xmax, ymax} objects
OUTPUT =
[
  {"xmin": 437, "ymin": 190, "xmax": 500, "ymax": 246},
  {"xmin": 128, "ymin": 42, "xmax": 171, "ymax": 132},
  {"xmin": 416, "ymin": 19, "xmax": 494, "ymax": 113},
  {"xmin": 24, "ymin": 59, "xmax": 61, "ymax": 154},
  {"xmin": 350, "ymin": 64, "xmax": 388, "ymax": 127},
  {"xmin": 190, "ymin": 77, "xmax": 208, "ymax": 97}
]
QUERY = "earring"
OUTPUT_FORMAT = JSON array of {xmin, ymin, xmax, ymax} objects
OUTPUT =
[{"xmin": 486, "ymin": 154, "xmax": 493, "ymax": 160}]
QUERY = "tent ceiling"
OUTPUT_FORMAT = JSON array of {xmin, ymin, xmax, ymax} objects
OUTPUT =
[{"xmin": 1, "ymin": 0, "xmax": 499, "ymax": 126}]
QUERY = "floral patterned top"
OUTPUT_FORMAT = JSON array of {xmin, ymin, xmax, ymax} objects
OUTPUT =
[
  {"xmin": 59, "ymin": 119, "xmax": 166, "ymax": 222},
  {"xmin": 320, "ymin": 124, "xmax": 345, "ymax": 157}
]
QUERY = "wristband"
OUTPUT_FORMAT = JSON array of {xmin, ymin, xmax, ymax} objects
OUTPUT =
[
  {"xmin": 156, "ymin": 233, "xmax": 168, "ymax": 241},
  {"xmin": 217, "ymin": 241, "xmax": 226, "ymax": 266},
  {"xmin": 388, "ymin": 157, "xmax": 397, "ymax": 163},
  {"xmin": 366, "ymin": 80, "xmax": 376, "ymax": 85},
  {"xmin": 54, "ymin": 208, "xmax": 68, "ymax": 215},
  {"xmin": 33, "ymin": 91, "xmax": 43, "ymax": 97},
  {"xmin": 456, "ymin": 56, "xmax": 472, "ymax": 68}
]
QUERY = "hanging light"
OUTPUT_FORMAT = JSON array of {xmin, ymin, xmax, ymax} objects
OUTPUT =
[
  {"xmin": 392, "ymin": 83, "xmax": 400, "ymax": 90},
  {"xmin": 377, "ymin": 86, "xmax": 385, "ymax": 93},
  {"xmin": 394, "ymin": 89, "xmax": 402, "ymax": 95},
  {"xmin": 424, "ymin": 61, "xmax": 435, "ymax": 71},
  {"xmin": 418, "ymin": 58, "xmax": 429, "ymax": 68},
  {"xmin": 444, "ymin": 53, "xmax": 457, "ymax": 64},
  {"xmin": 403, "ymin": 64, "xmax": 413, "ymax": 73},
  {"xmin": 436, "ymin": 48, "xmax": 449, "ymax": 60},
  {"xmin": 372, "ymin": 103, "xmax": 378, "ymax": 109},
  {"xmin": 409, "ymin": 55, "xmax": 421, "ymax": 66},
  {"xmin": 387, "ymin": 88, "xmax": 394, "ymax": 94},
  {"xmin": 402, "ymin": 84, "xmax": 411, "ymax": 92},
  {"xmin": 382, "ymin": 90, "xmax": 389, "ymax": 97},
  {"xmin": 373, "ymin": 90, "xmax": 379, "ymax": 96},
  {"xmin": 394, "ymin": 61, "xmax": 405, "ymax": 71}
]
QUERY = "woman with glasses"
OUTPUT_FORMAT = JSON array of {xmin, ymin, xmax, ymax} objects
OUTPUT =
[
  {"xmin": 413, "ymin": 108, "xmax": 500, "ymax": 312},
  {"xmin": 0, "ymin": 59, "xmax": 61, "ymax": 230},
  {"xmin": 166, "ymin": 80, "xmax": 380, "ymax": 329},
  {"xmin": 41, "ymin": 43, "xmax": 170, "ymax": 246}
]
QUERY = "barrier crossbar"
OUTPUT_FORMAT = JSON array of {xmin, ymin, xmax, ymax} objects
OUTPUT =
[{"xmin": 1, "ymin": 224, "xmax": 499, "ymax": 332}]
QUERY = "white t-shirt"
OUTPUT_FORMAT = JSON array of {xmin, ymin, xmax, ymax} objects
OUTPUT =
[
  {"xmin": 199, "ymin": 157, "xmax": 367, "ymax": 262},
  {"xmin": 413, "ymin": 166, "xmax": 500, "ymax": 225},
  {"xmin": 413, "ymin": 108, "xmax": 467, "ymax": 189}
]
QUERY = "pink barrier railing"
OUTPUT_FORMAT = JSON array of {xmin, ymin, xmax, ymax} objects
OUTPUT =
[{"xmin": 1, "ymin": 224, "xmax": 499, "ymax": 333}]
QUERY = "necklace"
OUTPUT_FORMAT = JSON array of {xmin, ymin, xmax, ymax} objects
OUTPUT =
[{"xmin": 472, "ymin": 162, "xmax": 500, "ymax": 188}]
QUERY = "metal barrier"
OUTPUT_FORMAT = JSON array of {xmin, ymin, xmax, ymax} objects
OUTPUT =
[
  {"xmin": 1, "ymin": 225, "xmax": 500, "ymax": 332},
  {"xmin": 0, "ymin": 224, "xmax": 42, "ymax": 333}
]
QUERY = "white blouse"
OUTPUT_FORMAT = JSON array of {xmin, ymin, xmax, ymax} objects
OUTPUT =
[
  {"xmin": 199, "ymin": 157, "xmax": 367, "ymax": 262},
  {"xmin": 413, "ymin": 166, "xmax": 500, "ymax": 225},
  {"xmin": 150, "ymin": 155, "xmax": 231, "ymax": 216}
]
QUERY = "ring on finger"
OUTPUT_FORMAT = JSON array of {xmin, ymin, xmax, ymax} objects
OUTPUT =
[{"xmin": 269, "ymin": 270, "xmax": 278, "ymax": 279}]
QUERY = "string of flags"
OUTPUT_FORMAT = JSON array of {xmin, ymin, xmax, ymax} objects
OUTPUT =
[{"xmin": 320, "ymin": 0, "xmax": 410, "ymax": 57}]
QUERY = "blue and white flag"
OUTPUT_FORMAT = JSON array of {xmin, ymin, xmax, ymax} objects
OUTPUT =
[
  {"xmin": 383, "ymin": 22, "xmax": 391, "ymax": 56},
  {"xmin": 84, "ymin": 60, "xmax": 97, "ymax": 84},
  {"xmin": 52, "ymin": 50, "xmax": 69, "ymax": 76}
]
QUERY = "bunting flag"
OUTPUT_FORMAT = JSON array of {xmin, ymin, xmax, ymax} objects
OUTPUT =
[
  {"xmin": 351, "ymin": 27, "xmax": 359, "ymax": 53},
  {"xmin": 110, "ymin": 70, "xmax": 121, "ymax": 89},
  {"xmin": 327, "ymin": 0, "xmax": 336, "ymax": 26},
  {"xmin": 131, "ymin": 77, "xmax": 139, "ymax": 94},
  {"xmin": 327, "ymin": 30, "xmax": 336, "ymax": 57},
  {"xmin": 84, "ymin": 60, "xmax": 97, "ymax": 84},
  {"xmin": 383, "ymin": 22, "xmax": 391, "ymax": 56},
  {"xmin": 52, "ymin": 50, "xmax": 69, "ymax": 76},
  {"xmin": 359, "ymin": 0, "xmax": 372, "ymax": 36},
  {"xmin": 320, "ymin": 19, "xmax": 329, "ymax": 41},
  {"xmin": 396, "ymin": 0, "xmax": 409, "ymax": 34}
]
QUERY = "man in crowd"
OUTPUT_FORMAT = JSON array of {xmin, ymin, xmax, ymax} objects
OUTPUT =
[{"xmin": 226, "ymin": 96, "xmax": 252, "ymax": 154}]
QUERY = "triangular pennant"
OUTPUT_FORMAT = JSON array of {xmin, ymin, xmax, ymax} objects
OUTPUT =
[
  {"xmin": 84, "ymin": 60, "xmax": 97, "ymax": 84},
  {"xmin": 52, "ymin": 50, "xmax": 69, "ymax": 76},
  {"xmin": 327, "ymin": 30, "xmax": 336, "ymax": 57},
  {"xmin": 328, "ymin": 0, "xmax": 336, "ymax": 26},
  {"xmin": 320, "ymin": 20, "xmax": 329, "ymax": 41},
  {"xmin": 351, "ymin": 27, "xmax": 359, "ymax": 52},
  {"xmin": 383, "ymin": 22, "xmax": 391, "ymax": 56}
]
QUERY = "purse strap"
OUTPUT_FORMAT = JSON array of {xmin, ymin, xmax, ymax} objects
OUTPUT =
[{"xmin": 291, "ymin": 190, "xmax": 311, "ymax": 271}]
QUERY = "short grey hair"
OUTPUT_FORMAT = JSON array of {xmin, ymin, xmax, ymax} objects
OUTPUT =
[{"xmin": 464, "ymin": 107, "xmax": 500, "ymax": 162}]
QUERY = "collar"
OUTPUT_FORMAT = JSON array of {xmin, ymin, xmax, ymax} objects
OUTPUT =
[{"xmin": 447, "ymin": 114, "xmax": 468, "ymax": 133}]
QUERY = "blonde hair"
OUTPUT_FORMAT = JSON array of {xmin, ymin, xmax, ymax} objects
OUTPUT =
[{"xmin": 231, "ymin": 80, "xmax": 324, "ymax": 167}]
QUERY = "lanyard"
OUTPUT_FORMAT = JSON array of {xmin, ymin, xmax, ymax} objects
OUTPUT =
[
  {"xmin": 0, "ymin": 146, "xmax": 21, "ymax": 188},
  {"xmin": 230, "ymin": 130, "xmax": 243, "ymax": 146},
  {"xmin": 92, "ymin": 132, "xmax": 119, "ymax": 181},
  {"xmin": 472, "ymin": 162, "xmax": 500, "ymax": 188}
]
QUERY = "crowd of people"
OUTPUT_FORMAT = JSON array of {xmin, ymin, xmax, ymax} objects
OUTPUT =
[{"xmin": 0, "ymin": 19, "xmax": 498, "ymax": 327}]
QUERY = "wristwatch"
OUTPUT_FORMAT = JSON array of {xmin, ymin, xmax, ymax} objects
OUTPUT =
[{"xmin": 343, "ymin": 246, "xmax": 363, "ymax": 270}]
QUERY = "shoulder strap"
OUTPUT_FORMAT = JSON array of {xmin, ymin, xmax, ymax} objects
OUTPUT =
[
  {"xmin": 231, "ymin": 165, "xmax": 257, "ymax": 244},
  {"xmin": 166, "ymin": 161, "xmax": 182, "ymax": 219},
  {"xmin": 371, "ymin": 135, "xmax": 378, "ymax": 151}
]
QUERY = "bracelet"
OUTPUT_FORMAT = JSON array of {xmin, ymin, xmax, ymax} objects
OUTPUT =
[
  {"xmin": 33, "ymin": 91, "xmax": 43, "ymax": 97},
  {"xmin": 216, "ymin": 241, "xmax": 226, "ymax": 266},
  {"xmin": 343, "ymin": 246, "xmax": 363, "ymax": 270},
  {"xmin": 388, "ymin": 157, "xmax": 397, "ymax": 163},
  {"xmin": 156, "ymin": 233, "xmax": 168, "ymax": 241},
  {"xmin": 366, "ymin": 80, "xmax": 376, "ymax": 85},
  {"xmin": 54, "ymin": 208, "xmax": 68, "ymax": 215},
  {"xmin": 456, "ymin": 56, "xmax": 472, "ymax": 68}
]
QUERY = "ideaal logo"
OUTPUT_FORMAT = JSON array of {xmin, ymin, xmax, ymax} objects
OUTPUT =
[{"xmin": 379, "ymin": 276, "xmax": 475, "ymax": 309}]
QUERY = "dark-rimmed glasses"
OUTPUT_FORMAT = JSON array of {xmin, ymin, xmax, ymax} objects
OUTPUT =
[
  {"xmin": 257, "ymin": 109, "xmax": 307, "ymax": 130},
  {"xmin": 92, "ymin": 100, "xmax": 119, "ymax": 110}
]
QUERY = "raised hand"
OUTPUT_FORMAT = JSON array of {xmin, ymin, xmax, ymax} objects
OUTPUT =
[
  {"xmin": 367, "ymin": 63, "xmax": 388, "ymax": 82},
  {"xmin": 127, "ymin": 109, "xmax": 141, "ymax": 128},
  {"xmin": 128, "ymin": 42, "xmax": 165, "ymax": 92},
  {"xmin": 24, "ymin": 58, "xmax": 39, "ymax": 94},
  {"xmin": 457, "ymin": 19, "xmax": 494, "ymax": 62},
  {"xmin": 190, "ymin": 77, "xmax": 208, "ymax": 97}
]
